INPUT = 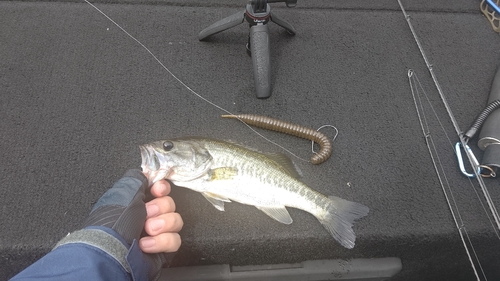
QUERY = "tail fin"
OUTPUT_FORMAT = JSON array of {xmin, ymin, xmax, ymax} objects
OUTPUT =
[{"xmin": 316, "ymin": 196, "xmax": 369, "ymax": 249}]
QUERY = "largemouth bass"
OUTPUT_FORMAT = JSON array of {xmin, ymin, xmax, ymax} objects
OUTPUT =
[{"xmin": 140, "ymin": 137, "xmax": 369, "ymax": 249}]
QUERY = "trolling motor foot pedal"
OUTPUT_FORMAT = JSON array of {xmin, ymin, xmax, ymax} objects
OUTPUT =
[{"xmin": 198, "ymin": 0, "xmax": 297, "ymax": 99}]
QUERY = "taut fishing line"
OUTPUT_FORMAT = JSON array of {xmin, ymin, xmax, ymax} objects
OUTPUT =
[
  {"xmin": 408, "ymin": 70, "xmax": 494, "ymax": 281},
  {"xmin": 398, "ymin": 0, "xmax": 500, "ymax": 234},
  {"xmin": 81, "ymin": 0, "xmax": 335, "ymax": 164},
  {"xmin": 408, "ymin": 71, "xmax": 500, "ymax": 240},
  {"xmin": 399, "ymin": 0, "xmax": 500, "ymax": 279}
]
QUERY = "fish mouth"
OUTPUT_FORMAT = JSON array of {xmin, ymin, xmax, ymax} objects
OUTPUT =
[{"xmin": 140, "ymin": 145, "xmax": 170, "ymax": 186}]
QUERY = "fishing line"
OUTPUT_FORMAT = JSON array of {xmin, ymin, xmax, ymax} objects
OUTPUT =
[
  {"xmin": 409, "ymin": 71, "xmax": 500, "ymax": 239},
  {"xmin": 397, "ymin": 0, "xmax": 500, "ymax": 233},
  {"xmin": 398, "ymin": 0, "xmax": 500, "ymax": 278},
  {"xmin": 398, "ymin": 1, "xmax": 462, "ymax": 137},
  {"xmin": 82, "ymin": 0, "xmax": 316, "ymax": 164},
  {"xmin": 397, "ymin": 1, "xmax": 500, "ymax": 227},
  {"xmin": 408, "ymin": 70, "xmax": 487, "ymax": 281},
  {"xmin": 409, "ymin": 71, "xmax": 500, "ymax": 240}
]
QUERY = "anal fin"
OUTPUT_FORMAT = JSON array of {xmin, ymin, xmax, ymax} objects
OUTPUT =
[{"xmin": 256, "ymin": 206, "xmax": 293, "ymax": 224}]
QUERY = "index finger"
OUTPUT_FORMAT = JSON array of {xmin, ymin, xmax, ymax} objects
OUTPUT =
[{"xmin": 150, "ymin": 179, "xmax": 171, "ymax": 198}]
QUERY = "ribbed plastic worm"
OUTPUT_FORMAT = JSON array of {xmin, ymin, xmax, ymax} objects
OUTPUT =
[{"xmin": 221, "ymin": 114, "xmax": 332, "ymax": 164}]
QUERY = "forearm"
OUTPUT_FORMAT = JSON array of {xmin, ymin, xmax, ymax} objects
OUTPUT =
[
  {"xmin": 10, "ymin": 169, "xmax": 176, "ymax": 281},
  {"xmin": 10, "ymin": 226, "xmax": 136, "ymax": 281}
]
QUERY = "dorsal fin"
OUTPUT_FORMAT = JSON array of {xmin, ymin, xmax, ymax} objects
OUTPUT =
[{"xmin": 265, "ymin": 153, "xmax": 302, "ymax": 179}]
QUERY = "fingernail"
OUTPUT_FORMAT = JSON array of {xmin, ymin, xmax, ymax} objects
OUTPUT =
[
  {"xmin": 155, "ymin": 180, "xmax": 168, "ymax": 196},
  {"xmin": 140, "ymin": 237, "xmax": 156, "ymax": 249},
  {"xmin": 146, "ymin": 204, "xmax": 160, "ymax": 217},
  {"xmin": 150, "ymin": 219, "xmax": 165, "ymax": 231}
]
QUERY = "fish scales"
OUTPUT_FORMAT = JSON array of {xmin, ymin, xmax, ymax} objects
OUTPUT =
[
  {"xmin": 140, "ymin": 137, "xmax": 369, "ymax": 249},
  {"xmin": 205, "ymin": 140, "xmax": 313, "ymax": 206}
]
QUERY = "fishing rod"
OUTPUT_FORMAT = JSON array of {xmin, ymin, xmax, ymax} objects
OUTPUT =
[{"xmin": 399, "ymin": 0, "xmax": 500, "ymax": 279}]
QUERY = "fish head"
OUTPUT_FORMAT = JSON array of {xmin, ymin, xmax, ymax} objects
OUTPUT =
[{"xmin": 140, "ymin": 139, "xmax": 213, "ymax": 186}]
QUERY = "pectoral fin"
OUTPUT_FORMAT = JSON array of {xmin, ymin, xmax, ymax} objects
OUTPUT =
[
  {"xmin": 202, "ymin": 192, "xmax": 231, "ymax": 211},
  {"xmin": 256, "ymin": 206, "xmax": 293, "ymax": 224}
]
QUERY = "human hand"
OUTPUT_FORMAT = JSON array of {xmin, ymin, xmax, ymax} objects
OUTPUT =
[
  {"xmin": 140, "ymin": 179, "xmax": 183, "ymax": 253},
  {"xmin": 79, "ymin": 169, "xmax": 181, "ymax": 280}
]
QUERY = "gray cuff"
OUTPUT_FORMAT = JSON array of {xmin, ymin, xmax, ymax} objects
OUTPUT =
[{"xmin": 53, "ymin": 228, "xmax": 131, "ymax": 273}]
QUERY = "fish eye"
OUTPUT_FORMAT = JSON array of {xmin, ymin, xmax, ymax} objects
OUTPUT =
[{"xmin": 163, "ymin": 141, "xmax": 174, "ymax": 151}]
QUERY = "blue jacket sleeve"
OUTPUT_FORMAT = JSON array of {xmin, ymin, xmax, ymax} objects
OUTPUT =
[{"xmin": 10, "ymin": 226, "xmax": 149, "ymax": 281}]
